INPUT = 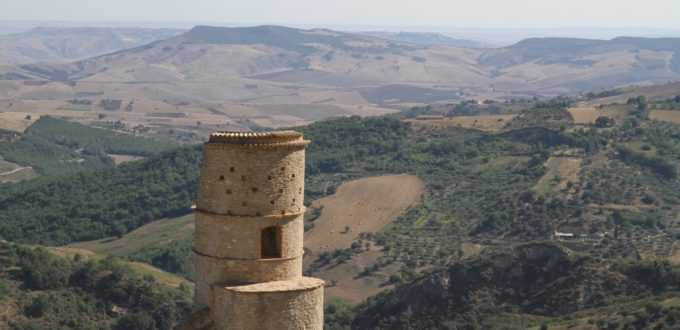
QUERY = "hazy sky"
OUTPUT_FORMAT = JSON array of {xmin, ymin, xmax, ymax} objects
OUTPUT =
[{"xmin": 4, "ymin": 0, "xmax": 680, "ymax": 29}]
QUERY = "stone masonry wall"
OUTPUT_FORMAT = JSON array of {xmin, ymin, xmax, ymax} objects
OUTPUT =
[
  {"xmin": 213, "ymin": 277, "xmax": 324, "ymax": 330},
  {"xmin": 188, "ymin": 131, "xmax": 323, "ymax": 329}
]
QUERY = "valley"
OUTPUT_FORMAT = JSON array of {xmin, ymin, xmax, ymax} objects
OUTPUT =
[
  {"xmin": 1, "ymin": 24, "xmax": 680, "ymax": 330},
  {"xmin": 2, "ymin": 26, "xmax": 680, "ymax": 144}
]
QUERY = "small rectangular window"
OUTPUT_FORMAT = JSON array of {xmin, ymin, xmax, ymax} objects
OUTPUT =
[{"xmin": 260, "ymin": 226, "xmax": 282, "ymax": 259}]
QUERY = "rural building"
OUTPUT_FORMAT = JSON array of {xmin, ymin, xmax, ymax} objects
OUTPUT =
[
  {"xmin": 179, "ymin": 131, "xmax": 324, "ymax": 330},
  {"xmin": 553, "ymin": 231, "xmax": 575, "ymax": 239}
]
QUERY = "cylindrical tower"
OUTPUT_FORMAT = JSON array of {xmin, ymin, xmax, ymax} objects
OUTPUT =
[{"xmin": 190, "ymin": 131, "xmax": 324, "ymax": 330}]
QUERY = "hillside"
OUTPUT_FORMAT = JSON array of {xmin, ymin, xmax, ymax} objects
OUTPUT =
[
  {"xmin": 2, "ymin": 84, "xmax": 680, "ymax": 328},
  {"xmin": 344, "ymin": 242, "xmax": 680, "ymax": 329},
  {"xmin": 0, "ymin": 241, "xmax": 192, "ymax": 329},
  {"xmin": 358, "ymin": 31, "xmax": 489, "ymax": 48},
  {"xmin": 0, "ymin": 27, "xmax": 184, "ymax": 65},
  {"xmin": 0, "ymin": 116, "xmax": 176, "ymax": 176},
  {"xmin": 2, "ymin": 26, "xmax": 680, "ymax": 137}
]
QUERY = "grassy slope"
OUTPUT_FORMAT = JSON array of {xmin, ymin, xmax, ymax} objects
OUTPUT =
[{"xmin": 67, "ymin": 214, "xmax": 194, "ymax": 257}]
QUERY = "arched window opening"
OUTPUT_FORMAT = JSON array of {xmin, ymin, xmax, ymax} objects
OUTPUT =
[{"xmin": 260, "ymin": 226, "xmax": 282, "ymax": 259}]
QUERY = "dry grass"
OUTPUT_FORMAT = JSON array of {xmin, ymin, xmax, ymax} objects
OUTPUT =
[
  {"xmin": 568, "ymin": 106, "xmax": 600, "ymax": 124},
  {"xmin": 407, "ymin": 115, "xmax": 517, "ymax": 132},
  {"xmin": 0, "ymin": 112, "xmax": 39, "ymax": 132},
  {"xmin": 461, "ymin": 243, "xmax": 483, "ymax": 259},
  {"xmin": 670, "ymin": 243, "xmax": 680, "ymax": 265},
  {"xmin": 650, "ymin": 110, "xmax": 680, "ymax": 125},
  {"xmin": 304, "ymin": 174, "xmax": 425, "ymax": 254},
  {"xmin": 313, "ymin": 248, "xmax": 400, "ymax": 304}
]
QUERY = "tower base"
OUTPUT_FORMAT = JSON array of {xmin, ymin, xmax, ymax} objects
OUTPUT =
[
  {"xmin": 214, "ymin": 277, "xmax": 324, "ymax": 330},
  {"xmin": 178, "ymin": 277, "xmax": 324, "ymax": 330}
]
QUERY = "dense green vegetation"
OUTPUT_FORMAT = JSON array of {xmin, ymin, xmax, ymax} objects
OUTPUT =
[
  {"xmin": 128, "ymin": 235, "xmax": 196, "ymax": 281},
  {"xmin": 0, "ymin": 146, "xmax": 201, "ymax": 245},
  {"xmin": 0, "ymin": 116, "xmax": 175, "ymax": 176},
  {"xmin": 0, "ymin": 241, "xmax": 192, "ymax": 330},
  {"xmin": 334, "ymin": 242, "xmax": 680, "ymax": 330},
  {"xmin": 3, "ymin": 87, "xmax": 680, "ymax": 328}
]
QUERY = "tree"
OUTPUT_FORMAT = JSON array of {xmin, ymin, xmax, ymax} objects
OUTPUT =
[
  {"xmin": 594, "ymin": 116, "xmax": 615, "ymax": 128},
  {"xmin": 114, "ymin": 311, "xmax": 156, "ymax": 330}
]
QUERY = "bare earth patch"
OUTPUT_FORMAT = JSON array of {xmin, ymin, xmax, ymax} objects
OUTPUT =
[
  {"xmin": 0, "ymin": 158, "xmax": 38, "ymax": 183},
  {"xmin": 304, "ymin": 174, "xmax": 425, "ymax": 254},
  {"xmin": 315, "ymin": 248, "xmax": 402, "ymax": 304},
  {"xmin": 108, "ymin": 154, "xmax": 146, "ymax": 165}
]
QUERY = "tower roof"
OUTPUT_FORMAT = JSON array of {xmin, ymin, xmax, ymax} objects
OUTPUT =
[{"xmin": 207, "ymin": 131, "xmax": 309, "ymax": 148}]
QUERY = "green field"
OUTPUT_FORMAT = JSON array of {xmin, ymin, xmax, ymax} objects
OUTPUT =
[
  {"xmin": 533, "ymin": 156, "xmax": 582, "ymax": 197},
  {"xmin": 67, "ymin": 213, "xmax": 194, "ymax": 257}
]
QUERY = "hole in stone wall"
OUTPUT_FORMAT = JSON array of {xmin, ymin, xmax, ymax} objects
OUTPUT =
[
  {"xmin": 242, "ymin": 201, "xmax": 247, "ymax": 206},
  {"xmin": 267, "ymin": 176, "xmax": 273, "ymax": 181},
  {"xmin": 242, "ymin": 175, "xmax": 247, "ymax": 181},
  {"xmin": 251, "ymin": 187, "xmax": 258, "ymax": 192},
  {"xmin": 291, "ymin": 174, "xmax": 295, "ymax": 178},
  {"xmin": 260, "ymin": 226, "xmax": 281, "ymax": 259},
  {"xmin": 256, "ymin": 212, "xmax": 262, "ymax": 216},
  {"xmin": 227, "ymin": 210, "xmax": 233, "ymax": 215},
  {"xmin": 279, "ymin": 189, "xmax": 284, "ymax": 194},
  {"xmin": 270, "ymin": 200, "xmax": 275, "ymax": 205},
  {"xmin": 281, "ymin": 167, "xmax": 285, "ymax": 171},
  {"xmin": 219, "ymin": 175, "xmax": 224, "ymax": 180},
  {"xmin": 230, "ymin": 167, "xmax": 235, "ymax": 172},
  {"xmin": 292, "ymin": 198, "xmax": 296, "ymax": 202},
  {"xmin": 281, "ymin": 210, "xmax": 286, "ymax": 215},
  {"xmin": 226, "ymin": 189, "xmax": 232, "ymax": 194}
]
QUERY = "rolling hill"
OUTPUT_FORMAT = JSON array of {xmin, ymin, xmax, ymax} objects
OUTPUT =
[
  {"xmin": 0, "ymin": 27, "xmax": 184, "ymax": 65},
  {"xmin": 2, "ymin": 25, "xmax": 680, "ymax": 134},
  {"xmin": 2, "ymin": 82, "xmax": 680, "ymax": 327}
]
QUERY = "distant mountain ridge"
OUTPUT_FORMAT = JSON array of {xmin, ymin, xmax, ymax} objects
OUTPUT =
[
  {"xmin": 359, "ymin": 31, "xmax": 490, "ymax": 48},
  {"xmin": 0, "ymin": 27, "xmax": 185, "ymax": 65},
  {"xmin": 2, "ymin": 25, "xmax": 680, "ymax": 108}
]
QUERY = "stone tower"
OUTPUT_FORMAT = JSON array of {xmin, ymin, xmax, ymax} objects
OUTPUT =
[{"xmin": 185, "ymin": 131, "xmax": 324, "ymax": 330}]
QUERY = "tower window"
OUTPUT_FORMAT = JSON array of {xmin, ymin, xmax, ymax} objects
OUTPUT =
[{"xmin": 260, "ymin": 226, "xmax": 281, "ymax": 259}]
